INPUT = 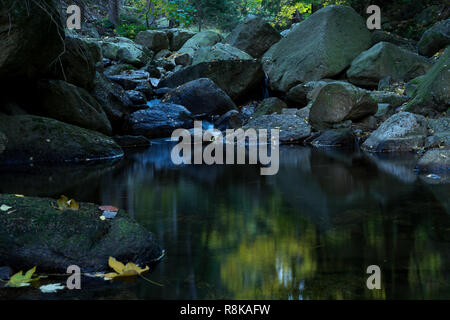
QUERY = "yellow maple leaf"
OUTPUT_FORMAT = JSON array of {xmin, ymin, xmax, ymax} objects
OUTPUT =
[
  {"xmin": 102, "ymin": 257, "xmax": 149, "ymax": 280},
  {"xmin": 6, "ymin": 266, "xmax": 40, "ymax": 287},
  {"xmin": 56, "ymin": 196, "xmax": 79, "ymax": 211}
]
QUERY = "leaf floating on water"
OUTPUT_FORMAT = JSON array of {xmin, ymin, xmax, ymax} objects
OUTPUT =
[
  {"xmin": 56, "ymin": 196, "xmax": 79, "ymax": 211},
  {"xmin": 40, "ymin": 283, "xmax": 65, "ymax": 293},
  {"xmin": 6, "ymin": 267, "xmax": 40, "ymax": 288},
  {"xmin": 103, "ymin": 211, "xmax": 118, "ymax": 219},
  {"xmin": 100, "ymin": 215, "xmax": 106, "ymax": 221},
  {"xmin": 101, "ymin": 257, "xmax": 149, "ymax": 280},
  {"xmin": 426, "ymin": 174, "xmax": 441, "ymax": 180},
  {"xmin": 14, "ymin": 194, "xmax": 24, "ymax": 198},
  {"xmin": 0, "ymin": 204, "xmax": 12, "ymax": 212}
]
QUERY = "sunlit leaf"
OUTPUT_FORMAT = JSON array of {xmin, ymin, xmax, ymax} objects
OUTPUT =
[
  {"xmin": 100, "ymin": 257, "xmax": 149, "ymax": 280},
  {"xmin": 6, "ymin": 267, "xmax": 40, "ymax": 288}
]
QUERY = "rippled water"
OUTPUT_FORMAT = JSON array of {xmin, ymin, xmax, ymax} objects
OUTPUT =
[{"xmin": 1, "ymin": 141, "xmax": 449, "ymax": 299}]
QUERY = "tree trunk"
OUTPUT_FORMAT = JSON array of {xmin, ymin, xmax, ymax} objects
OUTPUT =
[{"xmin": 108, "ymin": 0, "xmax": 120, "ymax": 26}]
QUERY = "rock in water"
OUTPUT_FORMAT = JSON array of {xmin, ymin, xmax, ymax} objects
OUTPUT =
[
  {"xmin": 223, "ymin": 16, "xmax": 281, "ymax": 58},
  {"xmin": 405, "ymin": 47, "xmax": 450, "ymax": 116},
  {"xmin": 418, "ymin": 19, "xmax": 450, "ymax": 57},
  {"xmin": 347, "ymin": 42, "xmax": 431, "ymax": 87},
  {"xmin": 362, "ymin": 112, "xmax": 428, "ymax": 152},
  {"xmin": 163, "ymin": 78, "xmax": 236, "ymax": 116},
  {"xmin": 37, "ymin": 80, "xmax": 112, "ymax": 135},
  {"xmin": 416, "ymin": 149, "xmax": 450, "ymax": 173},
  {"xmin": 309, "ymin": 82, "xmax": 377, "ymax": 130},
  {"xmin": 0, "ymin": 194, "xmax": 162, "ymax": 272},
  {"xmin": 0, "ymin": 115, "xmax": 123, "ymax": 164},
  {"xmin": 262, "ymin": 5, "xmax": 370, "ymax": 92},
  {"xmin": 0, "ymin": 0, "xmax": 63, "ymax": 80},
  {"xmin": 158, "ymin": 60, "xmax": 264, "ymax": 102}
]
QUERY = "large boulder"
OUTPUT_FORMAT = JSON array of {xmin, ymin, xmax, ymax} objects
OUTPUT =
[
  {"xmin": 91, "ymin": 72, "xmax": 134, "ymax": 129},
  {"xmin": 192, "ymin": 43, "xmax": 253, "ymax": 65},
  {"xmin": 100, "ymin": 37, "xmax": 152, "ymax": 67},
  {"xmin": 223, "ymin": 16, "xmax": 281, "ymax": 58},
  {"xmin": 37, "ymin": 80, "xmax": 112, "ymax": 135},
  {"xmin": 0, "ymin": 194, "xmax": 162, "ymax": 272},
  {"xmin": 405, "ymin": 47, "xmax": 450, "ymax": 115},
  {"xmin": 158, "ymin": 60, "xmax": 264, "ymax": 102},
  {"xmin": 124, "ymin": 103, "xmax": 193, "ymax": 138},
  {"xmin": 416, "ymin": 149, "xmax": 450, "ymax": 173},
  {"xmin": 309, "ymin": 82, "xmax": 378, "ymax": 130},
  {"xmin": 166, "ymin": 28, "xmax": 196, "ymax": 51},
  {"xmin": 347, "ymin": 42, "xmax": 431, "ymax": 87},
  {"xmin": 215, "ymin": 110, "xmax": 243, "ymax": 131},
  {"xmin": 286, "ymin": 80, "xmax": 335, "ymax": 107},
  {"xmin": 0, "ymin": 0, "xmax": 63, "ymax": 80},
  {"xmin": 51, "ymin": 35, "xmax": 102, "ymax": 90},
  {"xmin": 253, "ymin": 97, "xmax": 286, "ymax": 118},
  {"xmin": 262, "ymin": 5, "xmax": 371, "ymax": 92},
  {"xmin": 362, "ymin": 112, "xmax": 428, "ymax": 152},
  {"xmin": 418, "ymin": 19, "xmax": 450, "ymax": 57},
  {"xmin": 163, "ymin": 78, "xmax": 236, "ymax": 116},
  {"xmin": 0, "ymin": 115, "xmax": 123, "ymax": 164},
  {"xmin": 135, "ymin": 30, "xmax": 169, "ymax": 52},
  {"xmin": 179, "ymin": 31, "xmax": 223, "ymax": 56},
  {"xmin": 244, "ymin": 110, "xmax": 312, "ymax": 144}
]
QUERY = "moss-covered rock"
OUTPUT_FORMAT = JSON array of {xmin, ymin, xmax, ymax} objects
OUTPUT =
[
  {"xmin": 418, "ymin": 19, "xmax": 450, "ymax": 57},
  {"xmin": 0, "ymin": 194, "xmax": 162, "ymax": 272},
  {"xmin": 253, "ymin": 97, "xmax": 286, "ymax": 118},
  {"xmin": 0, "ymin": 115, "xmax": 123, "ymax": 165},
  {"xmin": 405, "ymin": 47, "xmax": 450, "ymax": 116}
]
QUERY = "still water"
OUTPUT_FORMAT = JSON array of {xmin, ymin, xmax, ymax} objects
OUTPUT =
[{"xmin": 0, "ymin": 141, "xmax": 449, "ymax": 299}]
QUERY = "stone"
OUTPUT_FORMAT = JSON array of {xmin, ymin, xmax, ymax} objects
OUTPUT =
[
  {"xmin": 192, "ymin": 43, "xmax": 253, "ymax": 65},
  {"xmin": 311, "ymin": 129, "xmax": 355, "ymax": 148},
  {"xmin": 166, "ymin": 28, "xmax": 196, "ymax": 51},
  {"xmin": 113, "ymin": 135, "xmax": 151, "ymax": 148},
  {"xmin": 126, "ymin": 90, "xmax": 147, "ymax": 105},
  {"xmin": 135, "ymin": 30, "xmax": 169, "ymax": 52},
  {"xmin": 100, "ymin": 37, "xmax": 152, "ymax": 67},
  {"xmin": 418, "ymin": 19, "xmax": 450, "ymax": 57},
  {"xmin": 253, "ymin": 97, "xmax": 286, "ymax": 118},
  {"xmin": 416, "ymin": 149, "xmax": 450, "ymax": 173},
  {"xmin": 179, "ymin": 31, "xmax": 223, "ymax": 56},
  {"xmin": 215, "ymin": 110, "xmax": 243, "ymax": 131}
]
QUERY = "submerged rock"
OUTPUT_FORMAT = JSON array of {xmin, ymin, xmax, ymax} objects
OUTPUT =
[
  {"xmin": 263, "ymin": 5, "xmax": 370, "ymax": 92},
  {"xmin": 362, "ymin": 112, "xmax": 428, "ymax": 152},
  {"xmin": 0, "ymin": 194, "xmax": 162, "ymax": 272},
  {"xmin": 0, "ymin": 115, "xmax": 123, "ymax": 164},
  {"xmin": 163, "ymin": 78, "xmax": 236, "ymax": 116},
  {"xmin": 418, "ymin": 19, "xmax": 450, "ymax": 57},
  {"xmin": 416, "ymin": 148, "xmax": 450, "ymax": 173}
]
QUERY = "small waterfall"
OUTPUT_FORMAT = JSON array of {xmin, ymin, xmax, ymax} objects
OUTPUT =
[{"xmin": 262, "ymin": 74, "xmax": 270, "ymax": 99}]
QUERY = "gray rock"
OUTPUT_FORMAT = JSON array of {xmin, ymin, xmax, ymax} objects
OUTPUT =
[
  {"xmin": 362, "ymin": 112, "xmax": 428, "ymax": 152},
  {"xmin": 416, "ymin": 149, "xmax": 450, "ymax": 173},
  {"xmin": 215, "ymin": 110, "xmax": 243, "ymax": 131},
  {"xmin": 253, "ymin": 97, "xmax": 286, "ymax": 118},
  {"xmin": 154, "ymin": 49, "xmax": 172, "ymax": 60},
  {"xmin": 163, "ymin": 78, "xmax": 236, "ymax": 116},
  {"xmin": 135, "ymin": 81, "xmax": 153, "ymax": 99},
  {"xmin": 370, "ymin": 30, "xmax": 417, "ymax": 52},
  {"xmin": 428, "ymin": 117, "xmax": 450, "ymax": 146},
  {"xmin": 107, "ymin": 70, "xmax": 150, "ymax": 90},
  {"xmin": 286, "ymin": 80, "xmax": 335, "ymax": 107},
  {"xmin": 135, "ymin": 30, "xmax": 169, "ymax": 52},
  {"xmin": 104, "ymin": 63, "xmax": 136, "ymax": 76},
  {"xmin": 166, "ymin": 28, "xmax": 196, "ymax": 51},
  {"xmin": 38, "ymin": 80, "xmax": 112, "ymax": 135},
  {"xmin": 179, "ymin": 31, "xmax": 223, "ymax": 56},
  {"xmin": 262, "ymin": 5, "xmax": 371, "ymax": 92},
  {"xmin": 223, "ymin": 16, "xmax": 281, "ymax": 58},
  {"xmin": 347, "ymin": 42, "xmax": 431, "ymax": 87},
  {"xmin": 174, "ymin": 52, "xmax": 193, "ymax": 66},
  {"xmin": 311, "ymin": 129, "xmax": 355, "ymax": 148},
  {"xmin": 309, "ymin": 82, "xmax": 378, "ymax": 130},
  {"xmin": 192, "ymin": 43, "xmax": 253, "ymax": 65},
  {"xmin": 418, "ymin": 19, "xmax": 450, "ymax": 57},
  {"xmin": 100, "ymin": 37, "xmax": 152, "ymax": 67},
  {"xmin": 0, "ymin": 115, "xmax": 123, "ymax": 164},
  {"xmin": 126, "ymin": 90, "xmax": 147, "ymax": 105},
  {"xmin": 369, "ymin": 91, "xmax": 409, "ymax": 107}
]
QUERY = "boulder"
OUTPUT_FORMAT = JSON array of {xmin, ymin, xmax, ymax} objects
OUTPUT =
[
  {"xmin": 179, "ymin": 31, "xmax": 223, "ymax": 56},
  {"xmin": 370, "ymin": 30, "xmax": 417, "ymax": 52},
  {"xmin": 418, "ymin": 19, "xmax": 450, "ymax": 57},
  {"xmin": 223, "ymin": 16, "xmax": 281, "ymax": 58},
  {"xmin": 174, "ymin": 52, "xmax": 193, "ymax": 66},
  {"xmin": 416, "ymin": 149, "xmax": 450, "ymax": 173},
  {"xmin": 107, "ymin": 70, "xmax": 150, "ymax": 90},
  {"xmin": 163, "ymin": 78, "xmax": 236, "ymax": 116},
  {"xmin": 124, "ymin": 103, "xmax": 193, "ymax": 138},
  {"xmin": 91, "ymin": 72, "xmax": 134, "ymax": 129},
  {"xmin": 125, "ymin": 90, "xmax": 147, "ymax": 105},
  {"xmin": 286, "ymin": 80, "xmax": 335, "ymax": 107},
  {"xmin": 37, "ymin": 80, "xmax": 112, "ymax": 135},
  {"xmin": 262, "ymin": 5, "xmax": 371, "ymax": 92},
  {"xmin": 309, "ymin": 82, "xmax": 378, "ymax": 130},
  {"xmin": 104, "ymin": 63, "xmax": 136, "ymax": 76},
  {"xmin": 51, "ymin": 35, "xmax": 102, "ymax": 90},
  {"xmin": 244, "ymin": 111, "xmax": 311, "ymax": 144},
  {"xmin": 135, "ymin": 81, "xmax": 153, "ymax": 99},
  {"xmin": 405, "ymin": 47, "xmax": 450, "ymax": 115},
  {"xmin": 0, "ymin": 194, "xmax": 162, "ymax": 272},
  {"xmin": 311, "ymin": 129, "xmax": 355, "ymax": 148},
  {"xmin": 253, "ymin": 97, "xmax": 286, "ymax": 118},
  {"xmin": 362, "ymin": 112, "xmax": 428, "ymax": 152},
  {"xmin": 135, "ymin": 30, "xmax": 169, "ymax": 52},
  {"xmin": 158, "ymin": 60, "xmax": 264, "ymax": 102},
  {"xmin": 166, "ymin": 29, "xmax": 196, "ymax": 51},
  {"xmin": 113, "ymin": 135, "xmax": 151, "ymax": 148},
  {"xmin": 215, "ymin": 110, "xmax": 243, "ymax": 131},
  {"xmin": 347, "ymin": 42, "xmax": 431, "ymax": 87},
  {"xmin": 369, "ymin": 91, "xmax": 409, "ymax": 107},
  {"xmin": 427, "ymin": 117, "xmax": 450, "ymax": 147},
  {"xmin": 0, "ymin": 0, "xmax": 63, "ymax": 80},
  {"xmin": 192, "ymin": 43, "xmax": 253, "ymax": 65},
  {"xmin": 100, "ymin": 37, "xmax": 152, "ymax": 67},
  {"xmin": 154, "ymin": 49, "xmax": 172, "ymax": 60},
  {"xmin": 0, "ymin": 115, "xmax": 123, "ymax": 164}
]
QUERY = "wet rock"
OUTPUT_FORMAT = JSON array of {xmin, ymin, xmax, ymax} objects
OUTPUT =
[
  {"xmin": 134, "ymin": 81, "xmax": 153, "ymax": 99},
  {"xmin": 416, "ymin": 149, "xmax": 450, "ymax": 173},
  {"xmin": 0, "ymin": 115, "xmax": 123, "ymax": 164},
  {"xmin": 0, "ymin": 194, "xmax": 162, "ymax": 272},
  {"xmin": 362, "ymin": 112, "xmax": 428, "ymax": 152},
  {"xmin": 159, "ymin": 60, "xmax": 264, "ymax": 102},
  {"xmin": 107, "ymin": 70, "xmax": 150, "ymax": 90},
  {"xmin": 192, "ymin": 43, "xmax": 253, "ymax": 65},
  {"xmin": 311, "ymin": 129, "xmax": 355, "ymax": 148},
  {"xmin": 253, "ymin": 97, "xmax": 286, "ymax": 118},
  {"xmin": 124, "ymin": 103, "xmax": 193, "ymax": 138},
  {"xmin": 262, "ymin": 5, "xmax": 370, "ymax": 92},
  {"xmin": 37, "ymin": 80, "xmax": 112, "ymax": 135},
  {"xmin": 215, "ymin": 110, "xmax": 243, "ymax": 131},
  {"xmin": 240, "ymin": 104, "xmax": 256, "ymax": 124},
  {"xmin": 113, "ymin": 135, "xmax": 151, "ymax": 148},
  {"xmin": 223, "ymin": 16, "xmax": 281, "ymax": 58},
  {"xmin": 135, "ymin": 30, "xmax": 169, "ymax": 52},
  {"xmin": 163, "ymin": 78, "xmax": 236, "ymax": 116},
  {"xmin": 104, "ymin": 63, "xmax": 136, "ymax": 76},
  {"xmin": 418, "ymin": 19, "xmax": 450, "ymax": 57},
  {"xmin": 374, "ymin": 103, "xmax": 395, "ymax": 121},
  {"xmin": 125, "ymin": 90, "xmax": 147, "ymax": 105},
  {"xmin": 309, "ymin": 82, "xmax": 378, "ymax": 130},
  {"xmin": 347, "ymin": 42, "xmax": 431, "ymax": 87}
]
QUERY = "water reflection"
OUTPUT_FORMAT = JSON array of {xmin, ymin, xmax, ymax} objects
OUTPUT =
[{"xmin": 0, "ymin": 143, "xmax": 449, "ymax": 300}]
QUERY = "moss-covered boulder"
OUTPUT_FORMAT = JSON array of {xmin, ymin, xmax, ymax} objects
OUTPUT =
[
  {"xmin": 0, "ymin": 194, "xmax": 162, "ymax": 272},
  {"xmin": 37, "ymin": 80, "xmax": 112, "ymax": 135},
  {"xmin": 0, "ymin": 115, "xmax": 123, "ymax": 165},
  {"xmin": 405, "ymin": 47, "xmax": 450, "ymax": 116},
  {"xmin": 418, "ymin": 19, "xmax": 450, "ymax": 57}
]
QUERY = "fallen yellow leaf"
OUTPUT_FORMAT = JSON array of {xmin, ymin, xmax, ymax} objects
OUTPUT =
[{"xmin": 101, "ymin": 257, "xmax": 149, "ymax": 280}]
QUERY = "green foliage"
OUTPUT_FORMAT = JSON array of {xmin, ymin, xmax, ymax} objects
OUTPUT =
[{"xmin": 116, "ymin": 23, "xmax": 150, "ymax": 39}]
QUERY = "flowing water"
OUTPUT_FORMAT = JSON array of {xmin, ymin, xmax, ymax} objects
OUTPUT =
[{"xmin": 0, "ymin": 141, "xmax": 449, "ymax": 299}]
